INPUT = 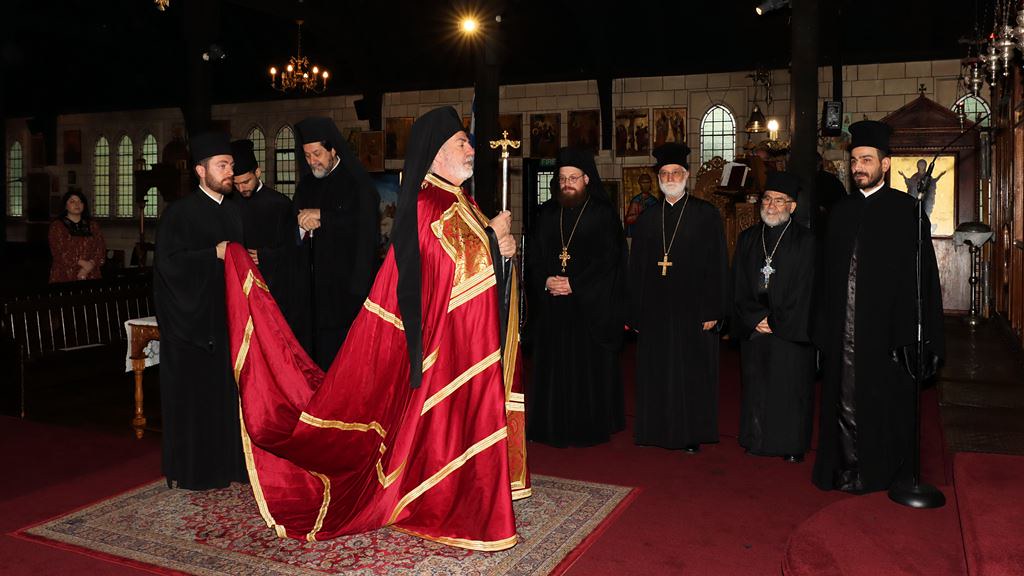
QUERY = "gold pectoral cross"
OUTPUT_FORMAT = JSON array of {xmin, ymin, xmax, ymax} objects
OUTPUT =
[
  {"xmin": 658, "ymin": 253, "xmax": 673, "ymax": 276},
  {"xmin": 559, "ymin": 248, "xmax": 571, "ymax": 272}
]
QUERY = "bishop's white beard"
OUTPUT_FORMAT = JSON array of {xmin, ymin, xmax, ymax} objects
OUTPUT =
[
  {"xmin": 660, "ymin": 181, "xmax": 686, "ymax": 199},
  {"xmin": 761, "ymin": 207, "xmax": 792, "ymax": 227}
]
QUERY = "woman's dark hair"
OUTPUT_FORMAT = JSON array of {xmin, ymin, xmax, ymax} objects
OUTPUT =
[{"xmin": 60, "ymin": 190, "xmax": 91, "ymax": 220}]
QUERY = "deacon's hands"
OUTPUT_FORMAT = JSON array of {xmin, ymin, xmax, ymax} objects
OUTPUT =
[
  {"xmin": 216, "ymin": 241, "xmax": 228, "ymax": 260},
  {"xmin": 248, "ymin": 249, "xmax": 260, "ymax": 265},
  {"xmin": 755, "ymin": 316, "xmax": 772, "ymax": 334},
  {"xmin": 546, "ymin": 275, "xmax": 572, "ymax": 296},
  {"xmin": 298, "ymin": 209, "xmax": 322, "ymax": 231},
  {"xmin": 702, "ymin": 320, "xmax": 717, "ymax": 331}
]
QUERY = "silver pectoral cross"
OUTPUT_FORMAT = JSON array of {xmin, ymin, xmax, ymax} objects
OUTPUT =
[{"xmin": 760, "ymin": 258, "xmax": 775, "ymax": 287}]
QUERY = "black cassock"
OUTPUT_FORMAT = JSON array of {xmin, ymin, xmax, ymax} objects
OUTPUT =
[
  {"xmin": 526, "ymin": 197, "xmax": 625, "ymax": 447},
  {"xmin": 229, "ymin": 182, "xmax": 295, "ymax": 318},
  {"xmin": 292, "ymin": 162, "xmax": 380, "ymax": 371},
  {"xmin": 732, "ymin": 220, "xmax": 816, "ymax": 456},
  {"xmin": 629, "ymin": 196, "xmax": 728, "ymax": 449},
  {"xmin": 812, "ymin": 185, "xmax": 944, "ymax": 493},
  {"xmin": 154, "ymin": 189, "xmax": 247, "ymax": 490}
]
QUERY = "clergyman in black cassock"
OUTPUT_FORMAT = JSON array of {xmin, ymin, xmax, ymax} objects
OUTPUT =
[
  {"xmin": 292, "ymin": 117, "xmax": 380, "ymax": 371},
  {"xmin": 629, "ymin": 143, "xmax": 729, "ymax": 452},
  {"xmin": 526, "ymin": 147, "xmax": 626, "ymax": 447},
  {"xmin": 732, "ymin": 172, "xmax": 816, "ymax": 461},
  {"xmin": 153, "ymin": 131, "xmax": 247, "ymax": 490},
  {"xmin": 812, "ymin": 120, "xmax": 945, "ymax": 494},
  {"xmin": 228, "ymin": 139, "xmax": 296, "ymax": 321}
]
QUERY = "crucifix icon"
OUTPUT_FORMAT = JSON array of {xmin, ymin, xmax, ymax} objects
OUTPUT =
[
  {"xmin": 559, "ymin": 248, "xmax": 571, "ymax": 272},
  {"xmin": 658, "ymin": 254, "xmax": 673, "ymax": 276}
]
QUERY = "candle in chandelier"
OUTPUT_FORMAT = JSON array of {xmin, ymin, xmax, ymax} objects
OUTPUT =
[{"xmin": 312, "ymin": 66, "xmax": 319, "ymax": 74}]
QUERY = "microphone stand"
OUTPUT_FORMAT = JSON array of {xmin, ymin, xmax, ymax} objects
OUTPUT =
[{"xmin": 887, "ymin": 109, "xmax": 989, "ymax": 509}]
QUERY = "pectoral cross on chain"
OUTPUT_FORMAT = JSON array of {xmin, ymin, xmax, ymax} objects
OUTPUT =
[
  {"xmin": 761, "ymin": 258, "xmax": 776, "ymax": 287},
  {"xmin": 559, "ymin": 248, "xmax": 571, "ymax": 272},
  {"xmin": 658, "ymin": 253, "xmax": 673, "ymax": 276}
]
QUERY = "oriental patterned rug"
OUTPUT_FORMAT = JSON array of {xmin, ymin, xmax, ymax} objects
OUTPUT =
[{"xmin": 17, "ymin": 475, "xmax": 635, "ymax": 576}]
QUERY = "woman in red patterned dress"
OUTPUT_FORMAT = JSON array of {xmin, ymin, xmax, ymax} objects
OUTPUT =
[{"xmin": 48, "ymin": 190, "xmax": 106, "ymax": 283}]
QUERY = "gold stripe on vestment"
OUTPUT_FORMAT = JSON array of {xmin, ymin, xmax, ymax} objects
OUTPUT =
[
  {"xmin": 424, "ymin": 172, "xmax": 463, "ymax": 194},
  {"xmin": 447, "ymin": 274, "xmax": 496, "ymax": 312},
  {"xmin": 376, "ymin": 442, "xmax": 405, "ymax": 488},
  {"xmin": 511, "ymin": 487, "xmax": 533, "ymax": 500},
  {"xmin": 233, "ymin": 316, "xmax": 254, "ymax": 383},
  {"xmin": 238, "ymin": 405, "xmax": 285, "ymax": 536},
  {"xmin": 363, "ymin": 298, "xmax": 404, "ymax": 331},
  {"xmin": 422, "ymin": 347, "xmax": 440, "ymax": 373},
  {"xmin": 421, "ymin": 349, "xmax": 501, "ymax": 415},
  {"xmin": 305, "ymin": 471, "xmax": 331, "ymax": 542},
  {"xmin": 299, "ymin": 411, "xmax": 386, "ymax": 439},
  {"xmin": 508, "ymin": 392, "xmax": 524, "ymax": 403},
  {"xmin": 390, "ymin": 525, "xmax": 518, "ymax": 551},
  {"xmin": 388, "ymin": 426, "xmax": 508, "ymax": 525},
  {"xmin": 242, "ymin": 269, "xmax": 270, "ymax": 297}
]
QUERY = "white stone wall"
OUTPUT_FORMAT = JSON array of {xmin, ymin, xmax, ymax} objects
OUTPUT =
[{"xmin": 6, "ymin": 57, "xmax": 966, "ymax": 252}]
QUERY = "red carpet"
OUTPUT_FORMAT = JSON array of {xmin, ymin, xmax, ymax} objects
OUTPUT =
[
  {"xmin": 1, "ymin": 344, "xmax": 951, "ymax": 575},
  {"xmin": 954, "ymin": 452, "xmax": 1024, "ymax": 576},
  {"xmin": 781, "ymin": 487, "xmax": 965, "ymax": 575}
]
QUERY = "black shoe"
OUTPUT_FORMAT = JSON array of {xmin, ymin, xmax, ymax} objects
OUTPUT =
[
  {"xmin": 684, "ymin": 444, "xmax": 700, "ymax": 454},
  {"xmin": 783, "ymin": 454, "xmax": 804, "ymax": 463}
]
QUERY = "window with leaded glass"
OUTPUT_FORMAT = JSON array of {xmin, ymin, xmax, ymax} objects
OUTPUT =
[
  {"xmin": 142, "ymin": 133, "xmax": 159, "ymax": 218},
  {"xmin": 116, "ymin": 135, "xmax": 134, "ymax": 217},
  {"xmin": 275, "ymin": 125, "xmax": 296, "ymax": 198},
  {"xmin": 699, "ymin": 105, "xmax": 736, "ymax": 164},
  {"xmin": 7, "ymin": 141, "xmax": 24, "ymax": 217},
  {"xmin": 93, "ymin": 137, "xmax": 111, "ymax": 217}
]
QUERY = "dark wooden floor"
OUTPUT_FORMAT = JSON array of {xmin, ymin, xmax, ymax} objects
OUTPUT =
[{"xmin": 938, "ymin": 316, "xmax": 1024, "ymax": 455}]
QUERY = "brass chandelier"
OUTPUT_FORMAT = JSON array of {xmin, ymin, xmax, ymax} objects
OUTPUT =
[{"xmin": 269, "ymin": 20, "xmax": 329, "ymax": 94}]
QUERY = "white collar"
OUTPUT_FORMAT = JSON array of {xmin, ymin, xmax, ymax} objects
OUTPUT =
[
  {"xmin": 199, "ymin": 185, "xmax": 223, "ymax": 204},
  {"xmin": 859, "ymin": 182, "xmax": 884, "ymax": 197}
]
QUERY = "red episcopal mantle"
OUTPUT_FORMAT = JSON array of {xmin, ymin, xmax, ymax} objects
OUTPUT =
[{"xmin": 224, "ymin": 178, "xmax": 527, "ymax": 551}]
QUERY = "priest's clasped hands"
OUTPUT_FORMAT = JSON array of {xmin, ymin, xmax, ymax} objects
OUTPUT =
[
  {"xmin": 545, "ymin": 276, "xmax": 573, "ymax": 296},
  {"xmin": 298, "ymin": 208, "xmax": 322, "ymax": 232},
  {"xmin": 488, "ymin": 211, "xmax": 517, "ymax": 259}
]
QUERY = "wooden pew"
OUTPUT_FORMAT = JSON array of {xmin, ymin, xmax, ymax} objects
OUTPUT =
[{"xmin": 0, "ymin": 270, "xmax": 153, "ymax": 418}]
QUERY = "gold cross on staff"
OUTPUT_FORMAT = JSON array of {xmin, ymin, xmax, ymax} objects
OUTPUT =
[
  {"xmin": 658, "ymin": 254, "xmax": 673, "ymax": 276},
  {"xmin": 489, "ymin": 131, "xmax": 522, "ymax": 160}
]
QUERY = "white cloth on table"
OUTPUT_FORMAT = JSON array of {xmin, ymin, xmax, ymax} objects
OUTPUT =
[{"xmin": 124, "ymin": 316, "xmax": 160, "ymax": 372}]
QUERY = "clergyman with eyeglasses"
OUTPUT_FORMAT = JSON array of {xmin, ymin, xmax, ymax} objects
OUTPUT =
[
  {"xmin": 732, "ymin": 171, "xmax": 817, "ymax": 464},
  {"xmin": 627, "ymin": 142, "xmax": 729, "ymax": 454},
  {"xmin": 525, "ymin": 146, "xmax": 627, "ymax": 448}
]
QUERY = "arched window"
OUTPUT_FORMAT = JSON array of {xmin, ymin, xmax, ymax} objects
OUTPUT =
[
  {"xmin": 249, "ymin": 125, "xmax": 266, "ymax": 176},
  {"xmin": 142, "ymin": 134, "xmax": 159, "ymax": 218},
  {"xmin": 953, "ymin": 94, "xmax": 991, "ymax": 127},
  {"xmin": 699, "ymin": 105, "xmax": 736, "ymax": 164},
  {"xmin": 93, "ymin": 137, "xmax": 111, "ymax": 218},
  {"xmin": 116, "ymin": 135, "xmax": 134, "ymax": 217},
  {"xmin": 275, "ymin": 125, "xmax": 296, "ymax": 198},
  {"xmin": 7, "ymin": 142, "xmax": 24, "ymax": 217}
]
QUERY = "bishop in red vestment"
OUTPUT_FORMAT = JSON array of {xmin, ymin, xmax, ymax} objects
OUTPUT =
[{"xmin": 225, "ymin": 106, "xmax": 527, "ymax": 550}]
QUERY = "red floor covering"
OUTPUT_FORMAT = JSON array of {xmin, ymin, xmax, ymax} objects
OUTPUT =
[
  {"xmin": 954, "ymin": 452, "xmax": 1024, "ymax": 576},
  {"xmin": 1, "ymin": 345, "xmax": 950, "ymax": 575}
]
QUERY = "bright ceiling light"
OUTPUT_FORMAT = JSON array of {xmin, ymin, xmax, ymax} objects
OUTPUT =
[{"xmin": 755, "ymin": 0, "xmax": 789, "ymax": 16}]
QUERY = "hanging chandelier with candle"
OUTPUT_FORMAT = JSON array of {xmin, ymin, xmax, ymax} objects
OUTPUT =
[{"xmin": 269, "ymin": 20, "xmax": 329, "ymax": 94}]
